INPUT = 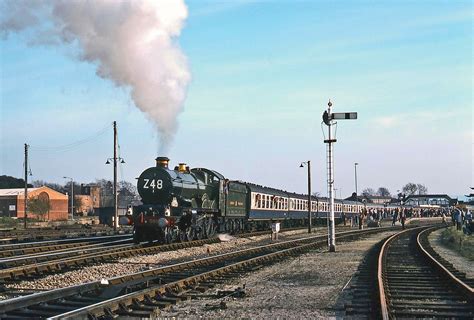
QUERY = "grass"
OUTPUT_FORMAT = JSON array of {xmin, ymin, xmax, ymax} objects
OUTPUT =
[
  {"xmin": 0, "ymin": 217, "xmax": 43, "ymax": 229},
  {"xmin": 0, "ymin": 217, "xmax": 22, "ymax": 229},
  {"xmin": 440, "ymin": 226, "xmax": 474, "ymax": 261}
]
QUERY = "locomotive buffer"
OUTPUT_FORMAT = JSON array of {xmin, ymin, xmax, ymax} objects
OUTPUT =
[{"xmin": 322, "ymin": 100, "xmax": 357, "ymax": 252}]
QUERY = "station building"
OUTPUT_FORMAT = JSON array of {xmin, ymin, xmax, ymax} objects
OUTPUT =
[
  {"xmin": 404, "ymin": 194, "xmax": 456, "ymax": 208},
  {"xmin": 0, "ymin": 186, "xmax": 68, "ymax": 221}
]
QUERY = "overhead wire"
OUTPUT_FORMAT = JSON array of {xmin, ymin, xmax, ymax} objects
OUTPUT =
[{"xmin": 29, "ymin": 122, "xmax": 112, "ymax": 153}]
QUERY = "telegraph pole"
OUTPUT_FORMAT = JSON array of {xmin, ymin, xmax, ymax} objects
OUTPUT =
[
  {"xmin": 322, "ymin": 100, "xmax": 357, "ymax": 252},
  {"xmin": 24, "ymin": 143, "xmax": 28, "ymax": 229},
  {"xmin": 113, "ymin": 121, "xmax": 118, "ymax": 231}
]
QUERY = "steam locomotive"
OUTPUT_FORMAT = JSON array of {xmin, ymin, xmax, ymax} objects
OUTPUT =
[{"xmin": 132, "ymin": 157, "xmax": 392, "ymax": 243}]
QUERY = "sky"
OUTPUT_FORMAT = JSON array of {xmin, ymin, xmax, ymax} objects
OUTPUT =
[{"xmin": 0, "ymin": 0, "xmax": 472, "ymax": 199}]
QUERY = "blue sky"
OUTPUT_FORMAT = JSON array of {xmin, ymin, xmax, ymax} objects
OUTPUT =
[{"xmin": 0, "ymin": 0, "xmax": 472, "ymax": 198}]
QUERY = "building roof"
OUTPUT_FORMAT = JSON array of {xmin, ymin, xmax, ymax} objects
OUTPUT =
[
  {"xmin": 0, "ymin": 188, "xmax": 40, "ymax": 196},
  {"xmin": 405, "ymin": 194, "xmax": 453, "ymax": 200},
  {"xmin": 0, "ymin": 186, "xmax": 67, "ymax": 199}
]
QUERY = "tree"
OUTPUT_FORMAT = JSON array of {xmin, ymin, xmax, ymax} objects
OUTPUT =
[
  {"xmin": 0, "ymin": 175, "xmax": 33, "ymax": 188},
  {"xmin": 73, "ymin": 195, "xmax": 84, "ymax": 215},
  {"xmin": 119, "ymin": 180, "xmax": 138, "ymax": 197},
  {"xmin": 32, "ymin": 180, "xmax": 66, "ymax": 193},
  {"xmin": 362, "ymin": 188, "xmax": 376, "ymax": 197},
  {"xmin": 417, "ymin": 184, "xmax": 428, "ymax": 195},
  {"xmin": 377, "ymin": 187, "xmax": 391, "ymax": 197},
  {"xmin": 402, "ymin": 183, "xmax": 418, "ymax": 196},
  {"xmin": 28, "ymin": 195, "xmax": 51, "ymax": 221}
]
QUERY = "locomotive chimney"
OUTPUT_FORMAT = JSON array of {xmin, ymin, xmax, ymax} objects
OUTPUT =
[
  {"xmin": 178, "ymin": 163, "xmax": 187, "ymax": 173},
  {"xmin": 156, "ymin": 156, "xmax": 170, "ymax": 169}
]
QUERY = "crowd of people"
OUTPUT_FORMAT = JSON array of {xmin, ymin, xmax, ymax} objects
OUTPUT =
[
  {"xmin": 347, "ymin": 206, "xmax": 473, "ymax": 235},
  {"xmin": 451, "ymin": 207, "xmax": 473, "ymax": 235}
]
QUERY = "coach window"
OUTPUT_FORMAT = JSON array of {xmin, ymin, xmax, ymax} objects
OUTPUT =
[{"xmin": 266, "ymin": 195, "xmax": 270, "ymax": 209}]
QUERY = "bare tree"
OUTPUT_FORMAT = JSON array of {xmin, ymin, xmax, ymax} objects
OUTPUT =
[
  {"xmin": 377, "ymin": 187, "xmax": 391, "ymax": 197},
  {"xmin": 32, "ymin": 180, "xmax": 65, "ymax": 193},
  {"xmin": 73, "ymin": 195, "xmax": 84, "ymax": 215},
  {"xmin": 402, "ymin": 183, "xmax": 418, "ymax": 196},
  {"xmin": 119, "ymin": 180, "xmax": 138, "ymax": 197},
  {"xmin": 417, "ymin": 184, "xmax": 428, "ymax": 195},
  {"xmin": 362, "ymin": 188, "xmax": 376, "ymax": 197}
]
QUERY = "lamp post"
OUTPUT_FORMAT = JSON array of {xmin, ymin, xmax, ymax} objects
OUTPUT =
[
  {"xmin": 300, "ymin": 161, "xmax": 312, "ymax": 233},
  {"xmin": 354, "ymin": 163, "xmax": 358, "ymax": 195},
  {"xmin": 106, "ymin": 156, "xmax": 125, "ymax": 230},
  {"xmin": 63, "ymin": 176, "xmax": 74, "ymax": 220},
  {"xmin": 105, "ymin": 120, "xmax": 126, "ymax": 231}
]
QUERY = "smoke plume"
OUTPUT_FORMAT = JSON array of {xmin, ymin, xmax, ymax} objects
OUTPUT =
[{"xmin": 1, "ymin": 0, "xmax": 191, "ymax": 152}]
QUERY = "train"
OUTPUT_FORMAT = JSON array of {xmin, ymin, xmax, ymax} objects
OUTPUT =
[{"xmin": 132, "ymin": 157, "xmax": 397, "ymax": 243}]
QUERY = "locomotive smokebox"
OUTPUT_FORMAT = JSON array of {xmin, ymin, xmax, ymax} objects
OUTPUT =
[{"xmin": 156, "ymin": 156, "xmax": 170, "ymax": 168}]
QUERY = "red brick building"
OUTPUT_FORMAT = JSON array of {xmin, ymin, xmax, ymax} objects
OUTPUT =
[{"xmin": 0, "ymin": 186, "xmax": 68, "ymax": 221}]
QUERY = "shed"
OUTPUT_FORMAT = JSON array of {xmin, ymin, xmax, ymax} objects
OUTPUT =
[{"xmin": 0, "ymin": 186, "xmax": 68, "ymax": 221}]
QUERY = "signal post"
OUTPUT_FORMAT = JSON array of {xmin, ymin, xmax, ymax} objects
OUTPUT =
[{"xmin": 322, "ymin": 100, "xmax": 357, "ymax": 252}]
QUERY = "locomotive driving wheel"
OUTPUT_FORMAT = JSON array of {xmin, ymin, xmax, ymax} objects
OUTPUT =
[
  {"xmin": 205, "ymin": 218, "xmax": 217, "ymax": 238},
  {"xmin": 186, "ymin": 227, "xmax": 196, "ymax": 241}
]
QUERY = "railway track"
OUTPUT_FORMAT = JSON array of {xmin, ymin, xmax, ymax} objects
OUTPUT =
[
  {"xmin": 378, "ymin": 226, "xmax": 474, "ymax": 319},
  {"xmin": 0, "ymin": 227, "xmax": 387, "ymax": 319},
  {"xmin": 0, "ymin": 238, "xmax": 133, "ymax": 269},
  {"xmin": 0, "ymin": 226, "xmax": 353, "ymax": 284},
  {"xmin": 0, "ymin": 237, "xmax": 220, "ymax": 283},
  {"xmin": 0, "ymin": 227, "xmax": 129, "ymax": 244},
  {"xmin": 0, "ymin": 234, "xmax": 132, "ymax": 258}
]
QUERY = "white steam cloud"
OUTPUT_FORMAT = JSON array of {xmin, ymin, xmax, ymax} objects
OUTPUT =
[{"xmin": 1, "ymin": 0, "xmax": 191, "ymax": 152}]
